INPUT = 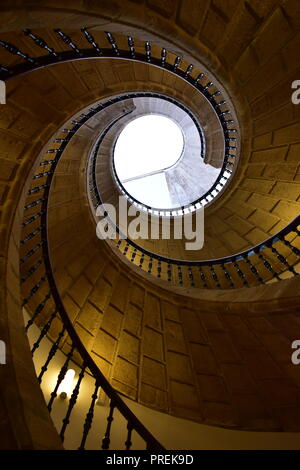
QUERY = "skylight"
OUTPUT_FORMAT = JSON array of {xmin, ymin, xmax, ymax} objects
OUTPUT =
[{"xmin": 114, "ymin": 115, "xmax": 184, "ymax": 182}]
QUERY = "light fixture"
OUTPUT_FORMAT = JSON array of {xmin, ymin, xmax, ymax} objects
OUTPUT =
[{"xmin": 57, "ymin": 369, "xmax": 75, "ymax": 400}]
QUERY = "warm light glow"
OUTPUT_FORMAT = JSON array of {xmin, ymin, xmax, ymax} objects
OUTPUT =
[
  {"xmin": 57, "ymin": 368, "xmax": 75, "ymax": 399},
  {"xmin": 114, "ymin": 115, "xmax": 184, "ymax": 208},
  {"xmin": 114, "ymin": 115, "xmax": 184, "ymax": 181}
]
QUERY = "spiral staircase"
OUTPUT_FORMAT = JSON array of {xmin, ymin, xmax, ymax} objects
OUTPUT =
[{"xmin": 1, "ymin": 0, "xmax": 300, "ymax": 450}]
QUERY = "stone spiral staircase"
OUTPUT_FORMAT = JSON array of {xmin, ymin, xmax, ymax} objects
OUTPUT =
[{"xmin": 1, "ymin": 1, "xmax": 300, "ymax": 450}]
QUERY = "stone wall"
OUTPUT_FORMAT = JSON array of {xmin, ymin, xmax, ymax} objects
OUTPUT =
[
  {"xmin": 1, "ymin": 0, "xmax": 300, "ymax": 444},
  {"xmin": 45, "ymin": 203, "xmax": 300, "ymax": 431}
]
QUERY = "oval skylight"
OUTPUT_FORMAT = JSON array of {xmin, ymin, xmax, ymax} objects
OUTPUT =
[
  {"xmin": 114, "ymin": 115, "xmax": 184, "ymax": 182},
  {"xmin": 112, "ymin": 105, "xmax": 220, "ymax": 210}
]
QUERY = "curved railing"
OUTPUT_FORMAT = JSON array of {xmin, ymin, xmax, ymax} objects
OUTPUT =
[
  {"xmin": 8, "ymin": 26, "xmax": 300, "ymax": 448},
  {"xmin": 20, "ymin": 85, "xmax": 298, "ymax": 292},
  {"xmin": 20, "ymin": 107, "xmax": 165, "ymax": 450},
  {"xmin": 89, "ymin": 117, "xmax": 300, "ymax": 288},
  {"xmin": 0, "ymin": 27, "xmax": 238, "ymax": 215}
]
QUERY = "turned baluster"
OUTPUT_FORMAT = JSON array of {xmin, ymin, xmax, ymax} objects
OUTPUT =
[
  {"xmin": 282, "ymin": 236, "xmax": 300, "ymax": 257},
  {"xmin": 232, "ymin": 260, "xmax": 249, "ymax": 287},
  {"xmin": 23, "ymin": 29, "xmax": 58, "ymax": 56},
  {"xmin": 210, "ymin": 265, "xmax": 221, "ymax": 288},
  {"xmin": 188, "ymin": 266, "xmax": 195, "ymax": 287},
  {"xmin": 105, "ymin": 32, "xmax": 119, "ymax": 55},
  {"xmin": 148, "ymin": 257, "xmax": 153, "ymax": 274},
  {"xmin": 161, "ymin": 48, "xmax": 166, "ymax": 67},
  {"xmin": 173, "ymin": 56, "xmax": 181, "ymax": 71},
  {"xmin": 139, "ymin": 253, "xmax": 145, "ymax": 268},
  {"xmin": 20, "ymin": 240, "xmax": 45, "ymax": 264},
  {"xmin": 220, "ymin": 263, "xmax": 235, "ymax": 288},
  {"xmin": 31, "ymin": 308, "xmax": 57, "ymax": 355},
  {"xmin": 157, "ymin": 260, "xmax": 162, "ymax": 278},
  {"xmin": 0, "ymin": 39, "xmax": 36, "ymax": 63},
  {"xmin": 198, "ymin": 267, "xmax": 207, "ymax": 288},
  {"xmin": 125, "ymin": 423, "xmax": 133, "ymax": 450},
  {"xmin": 22, "ymin": 274, "xmax": 47, "ymax": 306},
  {"xmin": 167, "ymin": 263, "xmax": 172, "ymax": 282},
  {"xmin": 257, "ymin": 250, "xmax": 281, "ymax": 281},
  {"xmin": 38, "ymin": 325, "xmax": 66, "ymax": 384},
  {"xmin": 102, "ymin": 400, "xmax": 116, "ymax": 450},
  {"xmin": 128, "ymin": 36, "xmax": 135, "ymax": 58},
  {"xmin": 184, "ymin": 64, "xmax": 193, "ymax": 78},
  {"xmin": 145, "ymin": 41, "xmax": 151, "ymax": 62},
  {"xmin": 60, "ymin": 363, "xmax": 87, "ymax": 442},
  {"xmin": 25, "ymin": 291, "xmax": 52, "ymax": 331},
  {"xmin": 131, "ymin": 248, "xmax": 137, "ymax": 263},
  {"xmin": 81, "ymin": 28, "xmax": 102, "ymax": 55},
  {"xmin": 242, "ymin": 254, "xmax": 264, "ymax": 284},
  {"xmin": 269, "ymin": 244, "xmax": 297, "ymax": 275},
  {"xmin": 47, "ymin": 345, "xmax": 75, "ymax": 411},
  {"xmin": 54, "ymin": 29, "xmax": 81, "ymax": 54},
  {"xmin": 177, "ymin": 265, "xmax": 183, "ymax": 285},
  {"xmin": 78, "ymin": 380, "xmax": 100, "ymax": 450}
]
